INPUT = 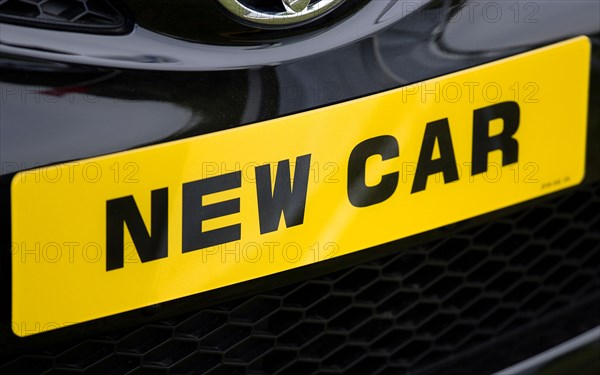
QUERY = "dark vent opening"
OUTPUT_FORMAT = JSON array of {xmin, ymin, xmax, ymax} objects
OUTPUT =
[
  {"xmin": 1, "ymin": 182, "xmax": 599, "ymax": 374},
  {"xmin": 0, "ymin": 0, "xmax": 131, "ymax": 34}
]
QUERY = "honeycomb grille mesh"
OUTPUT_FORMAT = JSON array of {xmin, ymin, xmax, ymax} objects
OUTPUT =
[
  {"xmin": 2, "ymin": 182, "xmax": 600, "ymax": 374},
  {"xmin": 0, "ymin": 0, "xmax": 127, "ymax": 32}
]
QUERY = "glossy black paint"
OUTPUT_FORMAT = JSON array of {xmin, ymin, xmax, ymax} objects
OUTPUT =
[
  {"xmin": 2, "ymin": 0, "xmax": 598, "ymax": 176},
  {"xmin": 121, "ymin": 0, "xmax": 370, "ymax": 41},
  {"xmin": 0, "ymin": 0, "xmax": 599, "ymax": 365}
]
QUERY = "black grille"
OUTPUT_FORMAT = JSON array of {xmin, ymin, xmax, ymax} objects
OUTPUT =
[
  {"xmin": 0, "ymin": 0, "xmax": 129, "ymax": 33},
  {"xmin": 2, "ymin": 182, "xmax": 600, "ymax": 374}
]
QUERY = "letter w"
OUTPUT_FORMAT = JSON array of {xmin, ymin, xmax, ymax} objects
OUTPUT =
[{"xmin": 256, "ymin": 154, "xmax": 311, "ymax": 234}]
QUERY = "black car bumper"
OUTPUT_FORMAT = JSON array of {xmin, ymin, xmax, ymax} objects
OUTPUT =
[{"xmin": 1, "ymin": 0, "xmax": 599, "ymax": 373}]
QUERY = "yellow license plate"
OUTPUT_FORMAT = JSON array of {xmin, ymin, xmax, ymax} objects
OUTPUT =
[{"xmin": 11, "ymin": 37, "xmax": 589, "ymax": 336}]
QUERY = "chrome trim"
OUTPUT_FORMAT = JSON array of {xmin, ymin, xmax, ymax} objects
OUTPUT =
[
  {"xmin": 217, "ymin": 0, "xmax": 346, "ymax": 26},
  {"xmin": 493, "ymin": 326, "xmax": 600, "ymax": 375}
]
